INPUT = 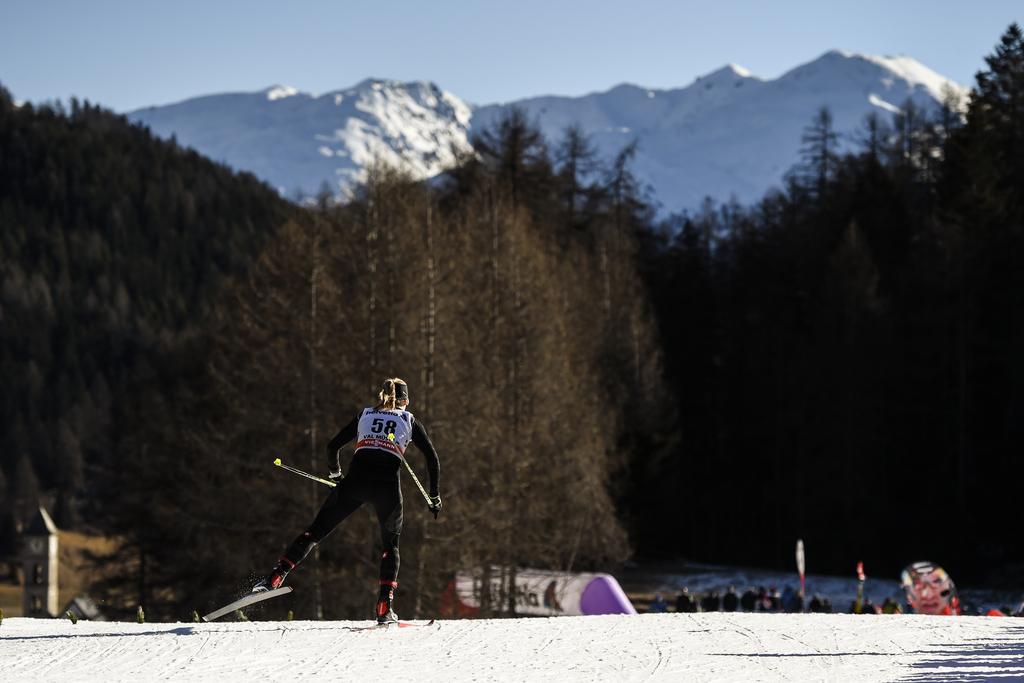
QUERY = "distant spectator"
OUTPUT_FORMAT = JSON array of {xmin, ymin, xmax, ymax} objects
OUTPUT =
[
  {"xmin": 809, "ymin": 594, "xmax": 824, "ymax": 613},
  {"xmin": 768, "ymin": 586, "xmax": 781, "ymax": 612},
  {"xmin": 722, "ymin": 586, "xmax": 739, "ymax": 612},
  {"xmin": 757, "ymin": 586, "xmax": 770, "ymax": 612},
  {"xmin": 648, "ymin": 593, "xmax": 669, "ymax": 614},
  {"xmin": 1014, "ymin": 602, "xmax": 1024, "ymax": 618},
  {"xmin": 822, "ymin": 597, "xmax": 833, "ymax": 613},
  {"xmin": 851, "ymin": 598, "xmax": 879, "ymax": 615},
  {"xmin": 701, "ymin": 590, "xmax": 721, "ymax": 613},
  {"xmin": 781, "ymin": 586, "xmax": 803, "ymax": 613},
  {"xmin": 675, "ymin": 588, "xmax": 697, "ymax": 613},
  {"xmin": 781, "ymin": 586, "xmax": 794, "ymax": 611},
  {"xmin": 881, "ymin": 597, "xmax": 902, "ymax": 614},
  {"xmin": 740, "ymin": 588, "xmax": 757, "ymax": 612}
]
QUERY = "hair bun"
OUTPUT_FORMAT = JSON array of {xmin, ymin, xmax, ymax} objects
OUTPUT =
[{"xmin": 378, "ymin": 377, "xmax": 406, "ymax": 409}]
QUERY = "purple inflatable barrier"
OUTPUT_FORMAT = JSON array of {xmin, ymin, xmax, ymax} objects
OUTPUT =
[
  {"xmin": 580, "ymin": 574, "xmax": 637, "ymax": 615},
  {"xmin": 452, "ymin": 568, "xmax": 637, "ymax": 616}
]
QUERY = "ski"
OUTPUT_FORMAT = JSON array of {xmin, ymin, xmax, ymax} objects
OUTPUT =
[
  {"xmin": 344, "ymin": 619, "xmax": 436, "ymax": 632},
  {"xmin": 202, "ymin": 586, "xmax": 293, "ymax": 622},
  {"xmin": 394, "ymin": 619, "xmax": 435, "ymax": 628}
]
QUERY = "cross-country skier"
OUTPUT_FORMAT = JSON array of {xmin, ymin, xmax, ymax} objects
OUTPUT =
[
  {"xmin": 252, "ymin": 378, "xmax": 442, "ymax": 624},
  {"xmin": 900, "ymin": 561, "xmax": 961, "ymax": 616}
]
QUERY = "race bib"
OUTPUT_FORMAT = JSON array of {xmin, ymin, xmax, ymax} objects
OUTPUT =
[{"xmin": 355, "ymin": 408, "xmax": 414, "ymax": 456}]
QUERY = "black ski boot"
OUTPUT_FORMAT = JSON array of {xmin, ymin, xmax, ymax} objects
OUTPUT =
[
  {"xmin": 252, "ymin": 558, "xmax": 294, "ymax": 593},
  {"xmin": 376, "ymin": 582, "xmax": 398, "ymax": 624}
]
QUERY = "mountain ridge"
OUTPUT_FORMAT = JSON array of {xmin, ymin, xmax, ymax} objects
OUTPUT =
[{"xmin": 127, "ymin": 50, "xmax": 967, "ymax": 209}]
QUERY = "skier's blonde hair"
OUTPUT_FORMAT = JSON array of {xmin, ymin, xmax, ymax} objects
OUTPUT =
[{"xmin": 378, "ymin": 378, "xmax": 408, "ymax": 410}]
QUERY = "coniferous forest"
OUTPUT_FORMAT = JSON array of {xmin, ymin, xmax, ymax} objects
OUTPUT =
[{"xmin": 1, "ymin": 24, "xmax": 1022, "ymax": 620}]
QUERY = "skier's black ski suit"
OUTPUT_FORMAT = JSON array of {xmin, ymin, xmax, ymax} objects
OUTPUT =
[{"xmin": 278, "ymin": 410, "xmax": 440, "ymax": 589}]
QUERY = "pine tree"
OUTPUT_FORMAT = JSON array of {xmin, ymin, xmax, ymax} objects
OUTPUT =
[
  {"xmin": 937, "ymin": 23, "xmax": 1024, "ymax": 558},
  {"xmin": 554, "ymin": 125, "xmax": 598, "ymax": 230},
  {"xmin": 857, "ymin": 112, "xmax": 890, "ymax": 165},
  {"xmin": 800, "ymin": 106, "xmax": 840, "ymax": 198},
  {"xmin": 968, "ymin": 22, "xmax": 1024, "ymax": 216},
  {"xmin": 472, "ymin": 107, "xmax": 552, "ymax": 212}
]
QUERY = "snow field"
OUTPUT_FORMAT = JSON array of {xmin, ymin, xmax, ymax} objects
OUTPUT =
[{"xmin": 4, "ymin": 612, "xmax": 1024, "ymax": 682}]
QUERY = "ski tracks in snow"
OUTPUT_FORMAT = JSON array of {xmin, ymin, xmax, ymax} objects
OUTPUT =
[{"xmin": 4, "ymin": 613, "xmax": 1024, "ymax": 681}]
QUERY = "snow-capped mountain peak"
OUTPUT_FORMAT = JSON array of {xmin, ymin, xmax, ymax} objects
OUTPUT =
[
  {"xmin": 128, "ymin": 50, "xmax": 967, "ymax": 210},
  {"xmin": 776, "ymin": 50, "xmax": 967, "ymax": 107},
  {"xmin": 264, "ymin": 85, "xmax": 300, "ymax": 101},
  {"xmin": 471, "ymin": 49, "xmax": 967, "ymax": 209},
  {"xmin": 860, "ymin": 54, "xmax": 967, "ymax": 104},
  {"xmin": 129, "ymin": 79, "xmax": 473, "ymax": 199},
  {"xmin": 698, "ymin": 63, "xmax": 757, "ymax": 85}
]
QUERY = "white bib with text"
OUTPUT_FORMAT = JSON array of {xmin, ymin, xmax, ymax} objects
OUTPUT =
[{"xmin": 355, "ymin": 408, "xmax": 414, "ymax": 456}]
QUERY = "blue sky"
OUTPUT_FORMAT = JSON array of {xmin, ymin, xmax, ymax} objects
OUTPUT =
[{"xmin": 1, "ymin": 1, "xmax": 1019, "ymax": 112}]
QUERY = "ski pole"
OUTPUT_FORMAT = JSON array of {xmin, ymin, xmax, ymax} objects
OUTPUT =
[
  {"xmin": 398, "ymin": 454, "xmax": 432, "ymax": 506},
  {"xmin": 275, "ymin": 456, "xmax": 431, "ymax": 508},
  {"xmin": 273, "ymin": 458, "xmax": 337, "ymax": 488}
]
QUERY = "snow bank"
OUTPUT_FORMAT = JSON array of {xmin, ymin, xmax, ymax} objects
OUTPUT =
[{"xmin": 4, "ymin": 612, "xmax": 1024, "ymax": 681}]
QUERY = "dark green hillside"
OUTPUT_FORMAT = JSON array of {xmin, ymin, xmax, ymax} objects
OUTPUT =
[{"xmin": 0, "ymin": 84, "xmax": 294, "ymax": 539}]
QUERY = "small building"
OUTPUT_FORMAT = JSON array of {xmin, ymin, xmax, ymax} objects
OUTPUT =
[{"xmin": 22, "ymin": 506, "xmax": 59, "ymax": 617}]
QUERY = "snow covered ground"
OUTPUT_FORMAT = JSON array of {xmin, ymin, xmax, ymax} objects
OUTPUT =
[{"xmin": 4, "ymin": 613, "xmax": 1024, "ymax": 682}]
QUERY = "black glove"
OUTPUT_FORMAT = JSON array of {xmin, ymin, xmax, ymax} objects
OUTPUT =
[
  {"xmin": 328, "ymin": 468, "xmax": 344, "ymax": 484},
  {"xmin": 428, "ymin": 495, "xmax": 442, "ymax": 520}
]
